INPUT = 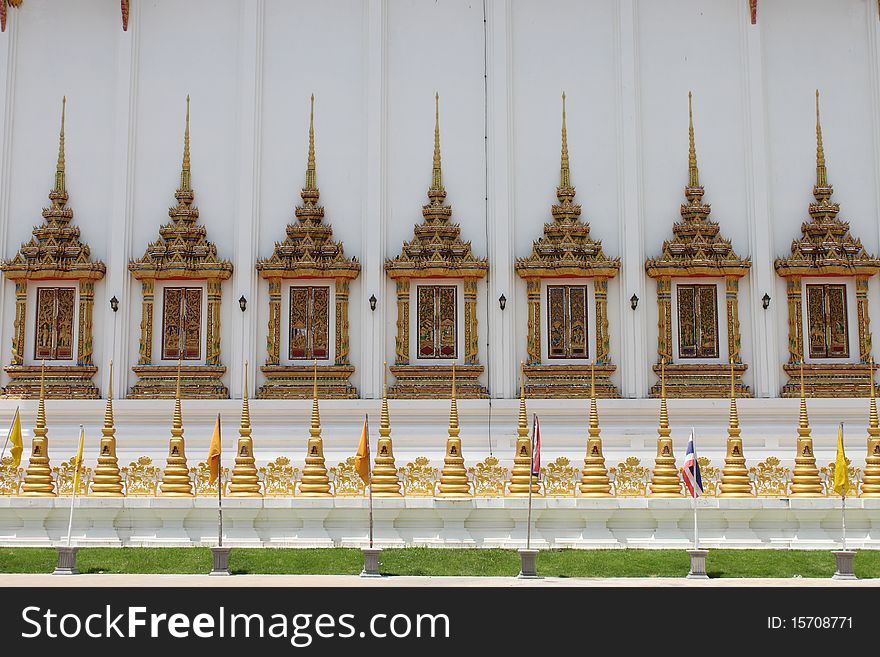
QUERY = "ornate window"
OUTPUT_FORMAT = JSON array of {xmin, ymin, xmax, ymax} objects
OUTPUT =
[
  {"xmin": 806, "ymin": 283, "xmax": 849, "ymax": 359},
  {"xmin": 289, "ymin": 286, "xmax": 330, "ymax": 360},
  {"xmin": 161, "ymin": 287, "xmax": 202, "ymax": 361},
  {"xmin": 417, "ymin": 285, "xmax": 457, "ymax": 359},
  {"xmin": 546, "ymin": 285, "xmax": 588, "ymax": 359},
  {"xmin": 676, "ymin": 283, "xmax": 719, "ymax": 359},
  {"xmin": 34, "ymin": 287, "xmax": 75, "ymax": 361}
]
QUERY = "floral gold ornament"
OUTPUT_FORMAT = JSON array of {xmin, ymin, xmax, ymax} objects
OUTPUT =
[
  {"xmin": 719, "ymin": 358, "xmax": 754, "ymax": 497},
  {"xmin": 468, "ymin": 456, "xmax": 508, "ymax": 497},
  {"xmin": 508, "ymin": 363, "xmax": 540, "ymax": 497},
  {"xmin": 610, "ymin": 457, "xmax": 649, "ymax": 497},
  {"xmin": 191, "ymin": 461, "xmax": 229, "ymax": 496},
  {"xmin": 228, "ymin": 361, "xmax": 261, "ymax": 497},
  {"xmin": 645, "ymin": 93, "xmax": 751, "ymax": 398},
  {"xmin": 516, "ymin": 94, "xmax": 620, "ymax": 398},
  {"xmin": 385, "ymin": 94, "xmax": 488, "ymax": 398},
  {"xmin": 789, "ymin": 360, "xmax": 823, "ymax": 496},
  {"xmin": 158, "ymin": 362, "xmax": 193, "ymax": 496},
  {"xmin": 121, "ymin": 456, "xmax": 159, "ymax": 496},
  {"xmin": 298, "ymin": 361, "xmax": 331, "ymax": 496},
  {"xmin": 437, "ymin": 364, "xmax": 471, "ymax": 497},
  {"xmin": 257, "ymin": 95, "xmax": 360, "ymax": 399},
  {"xmin": 775, "ymin": 91, "xmax": 880, "ymax": 397},
  {"xmin": 129, "ymin": 96, "xmax": 232, "ymax": 399},
  {"xmin": 400, "ymin": 457, "xmax": 437, "ymax": 497},
  {"xmin": 259, "ymin": 457, "xmax": 298, "ymax": 496},
  {"xmin": 330, "ymin": 457, "xmax": 366, "ymax": 496},
  {"xmin": 649, "ymin": 358, "xmax": 683, "ymax": 497},
  {"xmin": 89, "ymin": 360, "xmax": 123, "ymax": 496},
  {"xmin": 749, "ymin": 456, "xmax": 790, "ymax": 496},
  {"xmin": 54, "ymin": 456, "xmax": 91, "ymax": 496},
  {"xmin": 542, "ymin": 457, "xmax": 578, "ymax": 496},
  {"xmin": 0, "ymin": 456, "xmax": 23, "ymax": 495},
  {"xmin": 821, "ymin": 459, "xmax": 860, "ymax": 497},
  {"xmin": 2, "ymin": 98, "xmax": 106, "ymax": 399},
  {"xmin": 20, "ymin": 363, "xmax": 55, "ymax": 496},
  {"xmin": 371, "ymin": 362, "xmax": 402, "ymax": 496},
  {"xmin": 862, "ymin": 360, "xmax": 880, "ymax": 496},
  {"xmin": 697, "ymin": 457, "xmax": 720, "ymax": 496},
  {"xmin": 579, "ymin": 362, "xmax": 611, "ymax": 496}
]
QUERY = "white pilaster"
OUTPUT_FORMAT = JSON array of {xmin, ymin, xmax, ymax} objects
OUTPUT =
[
  {"xmin": 867, "ymin": 0, "xmax": 880, "ymax": 369},
  {"xmin": 486, "ymin": 0, "xmax": 515, "ymax": 398},
  {"xmin": 740, "ymin": 3, "xmax": 778, "ymax": 397},
  {"xmin": 362, "ymin": 0, "xmax": 388, "ymax": 399},
  {"xmin": 230, "ymin": 0, "xmax": 265, "ymax": 399},
  {"xmin": 0, "ymin": 18, "xmax": 17, "ymax": 389},
  {"xmin": 616, "ymin": 0, "xmax": 647, "ymax": 398},
  {"xmin": 105, "ymin": 0, "xmax": 139, "ymax": 399}
]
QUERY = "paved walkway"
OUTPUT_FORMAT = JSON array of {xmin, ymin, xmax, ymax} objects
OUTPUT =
[{"xmin": 1, "ymin": 574, "xmax": 878, "ymax": 587}]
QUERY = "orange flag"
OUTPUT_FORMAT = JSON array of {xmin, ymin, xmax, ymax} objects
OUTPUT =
[
  {"xmin": 355, "ymin": 414, "xmax": 370, "ymax": 485},
  {"xmin": 208, "ymin": 413, "xmax": 221, "ymax": 484}
]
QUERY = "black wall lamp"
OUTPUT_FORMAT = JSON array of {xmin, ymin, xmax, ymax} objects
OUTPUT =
[
  {"xmin": 630, "ymin": 294, "xmax": 639, "ymax": 310},
  {"xmin": 109, "ymin": 296, "xmax": 119, "ymax": 313},
  {"xmin": 369, "ymin": 294, "xmax": 377, "ymax": 312},
  {"xmin": 239, "ymin": 295, "xmax": 247, "ymax": 312},
  {"xmin": 762, "ymin": 293, "xmax": 771, "ymax": 310},
  {"xmin": 498, "ymin": 294, "xmax": 507, "ymax": 311}
]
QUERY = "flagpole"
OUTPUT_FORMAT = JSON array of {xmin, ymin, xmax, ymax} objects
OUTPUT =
[
  {"xmin": 692, "ymin": 427, "xmax": 698, "ymax": 551},
  {"xmin": 0, "ymin": 407, "xmax": 18, "ymax": 462},
  {"xmin": 367, "ymin": 413, "xmax": 374, "ymax": 549},
  {"xmin": 218, "ymin": 413, "xmax": 223, "ymax": 549},
  {"xmin": 66, "ymin": 424, "xmax": 83, "ymax": 548},
  {"xmin": 840, "ymin": 422, "xmax": 846, "ymax": 552},
  {"xmin": 526, "ymin": 414, "xmax": 534, "ymax": 551}
]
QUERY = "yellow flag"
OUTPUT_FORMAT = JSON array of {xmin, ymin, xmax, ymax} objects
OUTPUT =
[
  {"xmin": 832, "ymin": 423, "xmax": 848, "ymax": 497},
  {"xmin": 354, "ymin": 415, "xmax": 370, "ymax": 485},
  {"xmin": 208, "ymin": 413, "xmax": 221, "ymax": 484},
  {"xmin": 72, "ymin": 426, "xmax": 85, "ymax": 494},
  {"xmin": 8, "ymin": 407, "xmax": 23, "ymax": 467}
]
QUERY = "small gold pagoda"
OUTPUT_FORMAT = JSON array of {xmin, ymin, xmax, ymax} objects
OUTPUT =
[
  {"xmin": 718, "ymin": 359, "xmax": 753, "ymax": 497},
  {"xmin": 129, "ymin": 97, "xmax": 233, "ymax": 399},
  {"xmin": 579, "ymin": 363, "xmax": 611, "ymax": 496},
  {"xmin": 789, "ymin": 362, "xmax": 823, "ymax": 496},
  {"xmin": 158, "ymin": 363, "xmax": 193, "ymax": 496},
  {"xmin": 20, "ymin": 364, "xmax": 55, "ymax": 496},
  {"xmin": 515, "ymin": 94, "xmax": 620, "ymax": 398},
  {"xmin": 1, "ymin": 98, "xmax": 106, "ymax": 399},
  {"xmin": 507, "ymin": 364, "xmax": 540, "ymax": 497},
  {"xmin": 371, "ymin": 362, "xmax": 402, "ymax": 496},
  {"xmin": 298, "ymin": 362, "xmax": 331, "ymax": 496},
  {"xmin": 228, "ymin": 362, "xmax": 261, "ymax": 497},
  {"xmin": 90, "ymin": 359, "xmax": 123, "ymax": 496},
  {"xmin": 861, "ymin": 361, "xmax": 880, "ymax": 497},
  {"xmin": 775, "ymin": 92, "xmax": 880, "ymax": 397},
  {"xmin": 385, "ymin": 94, "xmax": 489, "ymax": 398},
  {"xmin": 256, "ymin": 96, "xmax": 360, "ymax": 399},
  {"xmin": 437, "ymin": 364, "xmax": 471, "ymax": 497},
  {"xmin": 645, "ymin": 93, "xmax": 751, "ymax": 398},
  {"xmin": 648, "ymin": 359, "xmax": 683, "ymax": 497}
]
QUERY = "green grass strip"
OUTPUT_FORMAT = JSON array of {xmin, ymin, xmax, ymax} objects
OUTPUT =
[{"xmin": 0, "ymin": 547, "xmax": 877, "ymax": 578}]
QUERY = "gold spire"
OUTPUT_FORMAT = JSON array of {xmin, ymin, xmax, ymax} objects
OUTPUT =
[
  {"xmin": 790, "ymin": 356, "xmax": 823, "ymax": 496},
  {"xmin": 431, "ymin": 92, "xmax": 443, "ymax": 192},
  {"xmin": 380, "ymin": 360, "xmax": 390, "ymax": 433},
  {"xmin": 241, "ymin": 360, "xmax": 251, "ymax": 432},
  {"xmin": 588, "ymin": 360, "xmax": 598, "ymax": 433},
  {"xmin": 21, "ymin": 361, "xmax": 55, "ymax": 496},
  {"xmin": 310, "ymin": 359, "xmax": 320, "ymax": 435},
  {"xmin": 687, "ymin": 91, "xmax": 699, "ymax": 189},
  {"xmin": 173, "ymin": 358, "xmax": 183, "ymax": 434},
  {"xmin": 180, "ymin": 95, "xmax": 191, "ymax": 192},
  {"xmin": 55, "ymin": 97, "xmax": 66, "ymax": 193},
  {"xmin": 649, "ymin": 357, "xmax": 683, "ymax": 497},
  {"xmin": 518, "ymin": 360, "xmax": 528, "ymax": 433},
  {"xmin": 728, "ymin": 357, "xmax": 739, "ymax": 433},
  {"xmin": 659, "ymin": 357, "xmax": 669, "ymax": 433},
  {"xmin": 91, "ymin": 359, "xmax": 123, "ymax": 496},
  {"xmin": 579, "ymin": 361, "xmax": 612, "ymax": 497},
  {"xmin": 871, "ymin": 359, "xmax": 878, "ymax": 432},
  {"xmin": 815, "ymin": 89, "xmax": 827, "ymax": 188},
  {"xmin": 104, "ymin": 359, "xmax": 114, "ymax": 430},
  {"xmin": 560, "ymin": 92, "xmax": 571, "ymax": 189},
  {"xmin": 372, "ymin": 361, "xmax": 402, "ymax": 496},
  {"xmin": 299, "ymin": 359, "xmax": 331, "ymax": 496},
  {"xmin": 508, "ymin": 361, "xmax": 539, "ymax": 496},
  {"xmin": 228, "ymin": 360, "xmax": 261, "ymax": 497},
  {"xmin": 36, "ymin": 360, "xmax": 46, "ymax": 433},
  {"xmin": 719, "ymin": 357, "xmax": 753, "ymax": 496},
  {"xmin": 798, "ymin": 358, "xmax": 809, "ymax": 433},
  {"xmin": 305, "ymin": 94, "xmax": 317, "ymax": 191},
  {"xmin": 159, "ymin": 358, "xmax": 193, "ymax": 496},
  {"xmin": 449, "ymin": 362, "xmax": 459, "ymax": 432}
]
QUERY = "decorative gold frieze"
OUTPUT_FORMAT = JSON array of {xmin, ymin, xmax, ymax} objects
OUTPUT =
[
  {"xmin": 190, "ymin": 461, "xmax": 229, "ymax": 496},
  {"xmin": 610, "ymin": 457, "xmax": 649, "ymax": 497},
  {"xmin": 821, "ymin": 459, "xmax": 860, "ymax": 497},
  {"xmin": 2, "ymin": 99, "xmax": 105, "ymax": 399},
  {"xmin": 371, "ymin": 362, "xmax": 402, "ymax": 496},
  {"xmin": 749, "ymin": 457, "xmax": 790, "ymax": 497},
  {"xmin": 0, "ymin": 456, "xmax": 23, "ymax": 495},
  {"xmin": 542, "ymin": 457, "xmax": 577, "ymax": 496},
  {"xmin": 121, "ymin": 456, "xmax": 160, "ymax": 496},
  {"xmin": 54, "ymin": 456, "xmax": 90, "ymax": 496},
  {"xmin": 400, "ymin": 457, "xmax": 437, "ymax": 497},
  {"xmin": 129, "ymin": 97, "xmax": 232, "ymax": 399},
  {"xmin": 646, "ymin": 93, "xmax": 750, "ymax": 398},
  {"xmin": 697, "ymin": 457, "xmax": 720, "ymax": 497},
  {"xmin": 385, "ymin": 95, "xmax": 488, "ymax": 398},
  {"xmin": 776, "ymin": 92, "xmax": 880, "ymax": 397},
  {"xmin": 257, "ymin": 96, "xmax": 360, "ymax": 399},
  {"xmin": 259, "ymin": 457, "xmax": 298, "ymax": 496},
  {"xmin": 468, "ymin": 456, "xmax": 507, "ymax": 497},
  {"xmin": 330, "ymin": 457, "xmax": 366, "ymax": 497},
  {"xmin": 516, "ymin": 95, "xmax": 620, "ymax": 398}
]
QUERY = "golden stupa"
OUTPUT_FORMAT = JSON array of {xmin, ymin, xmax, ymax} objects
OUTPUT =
[
  {"xmin": 789, "ymin": 360, "xmax": 823, "ymax": 496},
  {"xmin": 20, "ymin": 362, "xmax": 55, "ymax": 496},
  {"xmin": 228, "ymin": 362, "xmax": 261, "ymax": 497},
  {"xmin": 158, "ymin": 362, "xmax": 193, "ymax": 496},
  {"xmin": 437, "ymin": 364, "xmax": 471, "ymax": 497},
  {"xmin": 719, "ymin": 358, "xmax": 753, "ymax": 497},
  {"xmin": 371, "ymin": 362, "xmax": 402, "ymax": 496},
  {"xmin": 508, "ymin": 363, "xmax": 540, "ymax": 497},
  {"xmin": 648, "ymin": 358, "xmax": 683, "ymax": 497},
  {"xmin": 861, "ymin": 360, "xmax": 880, "ymax": 497},
  {"xmin": 89, "ymin": 360, "xmax": 123, "ymax": 496},
  {"xmin": 298, "ymin": 361, "xmax": 331, "ymax": 496},
  {"xmin": 579, "ymin": 363, "xmax": 611, "ymax": 496}
]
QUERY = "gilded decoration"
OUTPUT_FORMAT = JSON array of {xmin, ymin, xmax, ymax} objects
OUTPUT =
[
  {"xmin": 0, "ymin": 456, "xmax": 23, "ymax": 495},
  {"xmin": 541, "ymin": 457, "xmax": 578, "ymax": 496},
  {"xmin": 789, "ymin": 363, "xmax": 824, "ymax": 497},
  {"xmin": 257, "ymin": 96, "xmax": 359, "ymax": 399},
  {"xmin": 259, "ymin": 457, "xmax": 298, "ymax": 496},
  {"xmin": 516, "ymin": 94, "xmax": 620, "ymax": 398},
  {"xmin": 610, "ymin": 457, "xmax": 650, "ymax": 497},
  {"xmin": 437, "ymin": 364, "xmax": 471, "ymax": 497},
  {"xmin": 749, "ymin": 457, "xmax": 790, "ymax": 497},
  {"xmin": 862, "ymin": 366, "xmax": 880, "ymax": 497},
  {"xmin": 120, "ymin": 456, "xmax": 160, "ymax": 496},
  {"xmin": 821, "ymin": 459, "xmax": 860, "ymax": 497},
  {"xmin": 191, "ymin": 461, "xmax": 229, "ymax": 496},
  {"xmin": 697, "ymin": 457, "xmax": 720, "ymax": 497},
  {"xmin": 399, "ymin": 456, "xmax": 437, "ymax": 497},
  {"xmin": 719, "ymin": 360, "xmax": 754, "ymax": 497},
  {"xmin": 776, "ymin": 93, "xmax": 880, "ymax": 397},
  {"xmin": 21, "ymin": 365, "xmax": 55, "ymax": 496},
  {"xmin": 129, "ymin": 97, "xmax": 232, "ymax": 399},
  {"xmin": 0, "ymin": 0, "xmax": 22, "ymax": 33},
  {"xmin": 54, "ymin": 456, "xmax": 90, "ymax": 496},
  {"xmin": 645, "ymin": 94, "xmax": 751, "ymax": 399},
  {"xmin": 385, "ymin": 95, "xmax": 488, "ymax": 399},
  {"xmin": 468, "ymin": 456, "xmax": 508, "ymax": 497},
  {"xmin": 331, "ymin": 457, "xmax": 366, "ymax": 497},
  {"xmin": 2, "ymin": 98, "xmax": 105, "ymax": 399}
]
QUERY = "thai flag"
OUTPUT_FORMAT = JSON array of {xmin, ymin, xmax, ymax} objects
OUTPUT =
[
  {"xmin": 531, "ymin": 414, "xmax": 542, "ymax": 477},
  {"xmin": 681, "ymin": 429, "xmax": 703, "ymax": 498}
]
